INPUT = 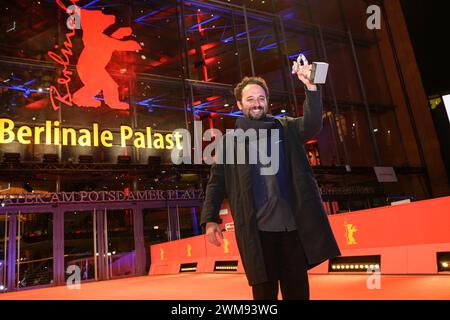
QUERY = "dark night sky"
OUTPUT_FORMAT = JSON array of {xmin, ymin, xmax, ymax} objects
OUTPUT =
[{"xmin": 400, "ymin": 0, "xmax": 450, "ymax": 96}]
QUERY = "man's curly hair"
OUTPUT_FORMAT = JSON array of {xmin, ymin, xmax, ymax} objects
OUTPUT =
[{"xmin": 233, "ymin": 77, "xmax": 269, "ymax": 102}]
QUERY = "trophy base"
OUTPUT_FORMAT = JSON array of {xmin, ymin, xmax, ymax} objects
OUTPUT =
[{"xmin": 310, "ymin": 62, "xmax": 329, "ymax": 84}]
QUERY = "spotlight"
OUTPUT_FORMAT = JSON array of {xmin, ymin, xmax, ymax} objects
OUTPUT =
[{"xmin": 437, "ymin": 252, "xmax": 450, "ymax": 272}]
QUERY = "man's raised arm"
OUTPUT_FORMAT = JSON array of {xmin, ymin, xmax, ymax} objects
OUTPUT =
[{"xmin": 292, "ymin": 60, "xmax": 324, "ymax": 142}]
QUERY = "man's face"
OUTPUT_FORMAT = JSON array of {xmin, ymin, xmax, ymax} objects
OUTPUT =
[{"xmin": 237, "ymin": 84, "xmax": 268, "ymax": 120}]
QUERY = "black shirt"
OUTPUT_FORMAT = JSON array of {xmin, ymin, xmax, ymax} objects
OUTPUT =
[{"xmin": 238, "ymin": 116, "xmax": 297, "ymax": 232}]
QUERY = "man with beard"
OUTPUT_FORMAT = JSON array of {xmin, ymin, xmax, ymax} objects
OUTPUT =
[{"xmin": 201, "ymin": 61, "xmax": 340, "ymax": 300}]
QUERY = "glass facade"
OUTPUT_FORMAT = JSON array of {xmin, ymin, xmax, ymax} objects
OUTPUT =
[
  {"xmin": 16, "ymin": 212, "xmax": 53, "ymax": 288},
  {"xmin": 0, "ymin": 215, "xmax": 6, "ymax": 292},
  {"xmin": 64, "ymin": 210, "xmax": 96, "ymax": 282},
  {"xmin": 0, "ymin": 0, "xmax": 435, "ymax": 199},
  {"xmin": 0, "ymin": 197, "xmax": 204, "ymax": 292}
]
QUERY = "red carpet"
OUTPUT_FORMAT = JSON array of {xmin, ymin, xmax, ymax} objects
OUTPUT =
[{"xmin": 1, "ymin": 273, "xmax": 449, "ymax": 300}]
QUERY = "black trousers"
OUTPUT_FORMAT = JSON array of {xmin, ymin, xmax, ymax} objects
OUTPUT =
[{"xmin": 252, "ymin": 230, "xmax": 310, "ymax": 300}]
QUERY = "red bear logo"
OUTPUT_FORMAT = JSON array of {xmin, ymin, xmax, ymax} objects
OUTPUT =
[{"xmin": 72, "ymin": 9, "xmax": 142, "ymax": 110}]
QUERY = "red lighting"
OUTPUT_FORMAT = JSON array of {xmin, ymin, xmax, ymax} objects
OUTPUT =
[
  {"xmin": 25, "ymin": 98, "xmax": 47, "ymax": 110},
  {"xmin": 206, "ymin": 95, "xmax": 221, "ymax": 102}
]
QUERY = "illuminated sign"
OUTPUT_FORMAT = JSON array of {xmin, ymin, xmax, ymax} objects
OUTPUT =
[
  {"xmin": 48, "ymin": 0, "xmax": 78, "ymax": 111},
  {"xmin": 443, "ymin": 94, "xmax": 450, "ymax": 124},
  {"xmin": 0, "ymin": 189, "xmax": 204, "ymax": 206},
  {"xmin": 49, "ymin": 0, "xmax": 142, "ymax": 111},
  {"xmin": 0, "ymin": 118, "xmax": 183, "ymax": 150}
]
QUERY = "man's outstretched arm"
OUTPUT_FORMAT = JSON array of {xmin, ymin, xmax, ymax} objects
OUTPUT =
[{"xmin": 200, "ymin": 162, "xmax": 226, "ymax": 246}]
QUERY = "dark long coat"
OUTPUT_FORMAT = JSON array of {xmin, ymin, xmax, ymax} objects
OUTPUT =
[{"xmin": 200, "ymin": 89, "xmax": 341, "ymax": 285}]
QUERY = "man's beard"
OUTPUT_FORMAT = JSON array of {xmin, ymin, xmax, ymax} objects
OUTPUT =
[{"xmin": 247, "ymin": 107, "xmax": 266, "ymax": 120}]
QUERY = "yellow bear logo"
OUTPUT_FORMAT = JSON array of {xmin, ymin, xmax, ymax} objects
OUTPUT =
[
  {"xmin": 344, "ymin": 221, "xmax": 358, "ymax": 245},
  {"xmin": 223, "ymin": 238, "xmax": 230, "ymax": 254}
]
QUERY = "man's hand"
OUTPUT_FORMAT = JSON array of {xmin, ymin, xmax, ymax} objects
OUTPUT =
[
  {"xmin": 205, "ymin": 222, "xmax": 223, "ymax": 247},
  {"xmin": 293, "ymin": 61, "xmax": 317, "ymax": 91}
]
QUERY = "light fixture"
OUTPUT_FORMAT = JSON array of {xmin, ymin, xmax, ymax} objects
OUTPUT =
[
  {"xmin": 437, "ymin": 252, "xmax": 450, "ymax": 272},
  {"xmin": 180, "ymin": 263, "xmax": 197, "ymax": 273},
  {"xmin": 214, "ymin": 260, "xmax": 238, "ymax": 272},
  {"xmin": 215, "ymin": 266, "xmax": 238, "ymax": 270},
  {"xmin": 329, "ymin": 255, "xmax": 381, "ymax": 273}
]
